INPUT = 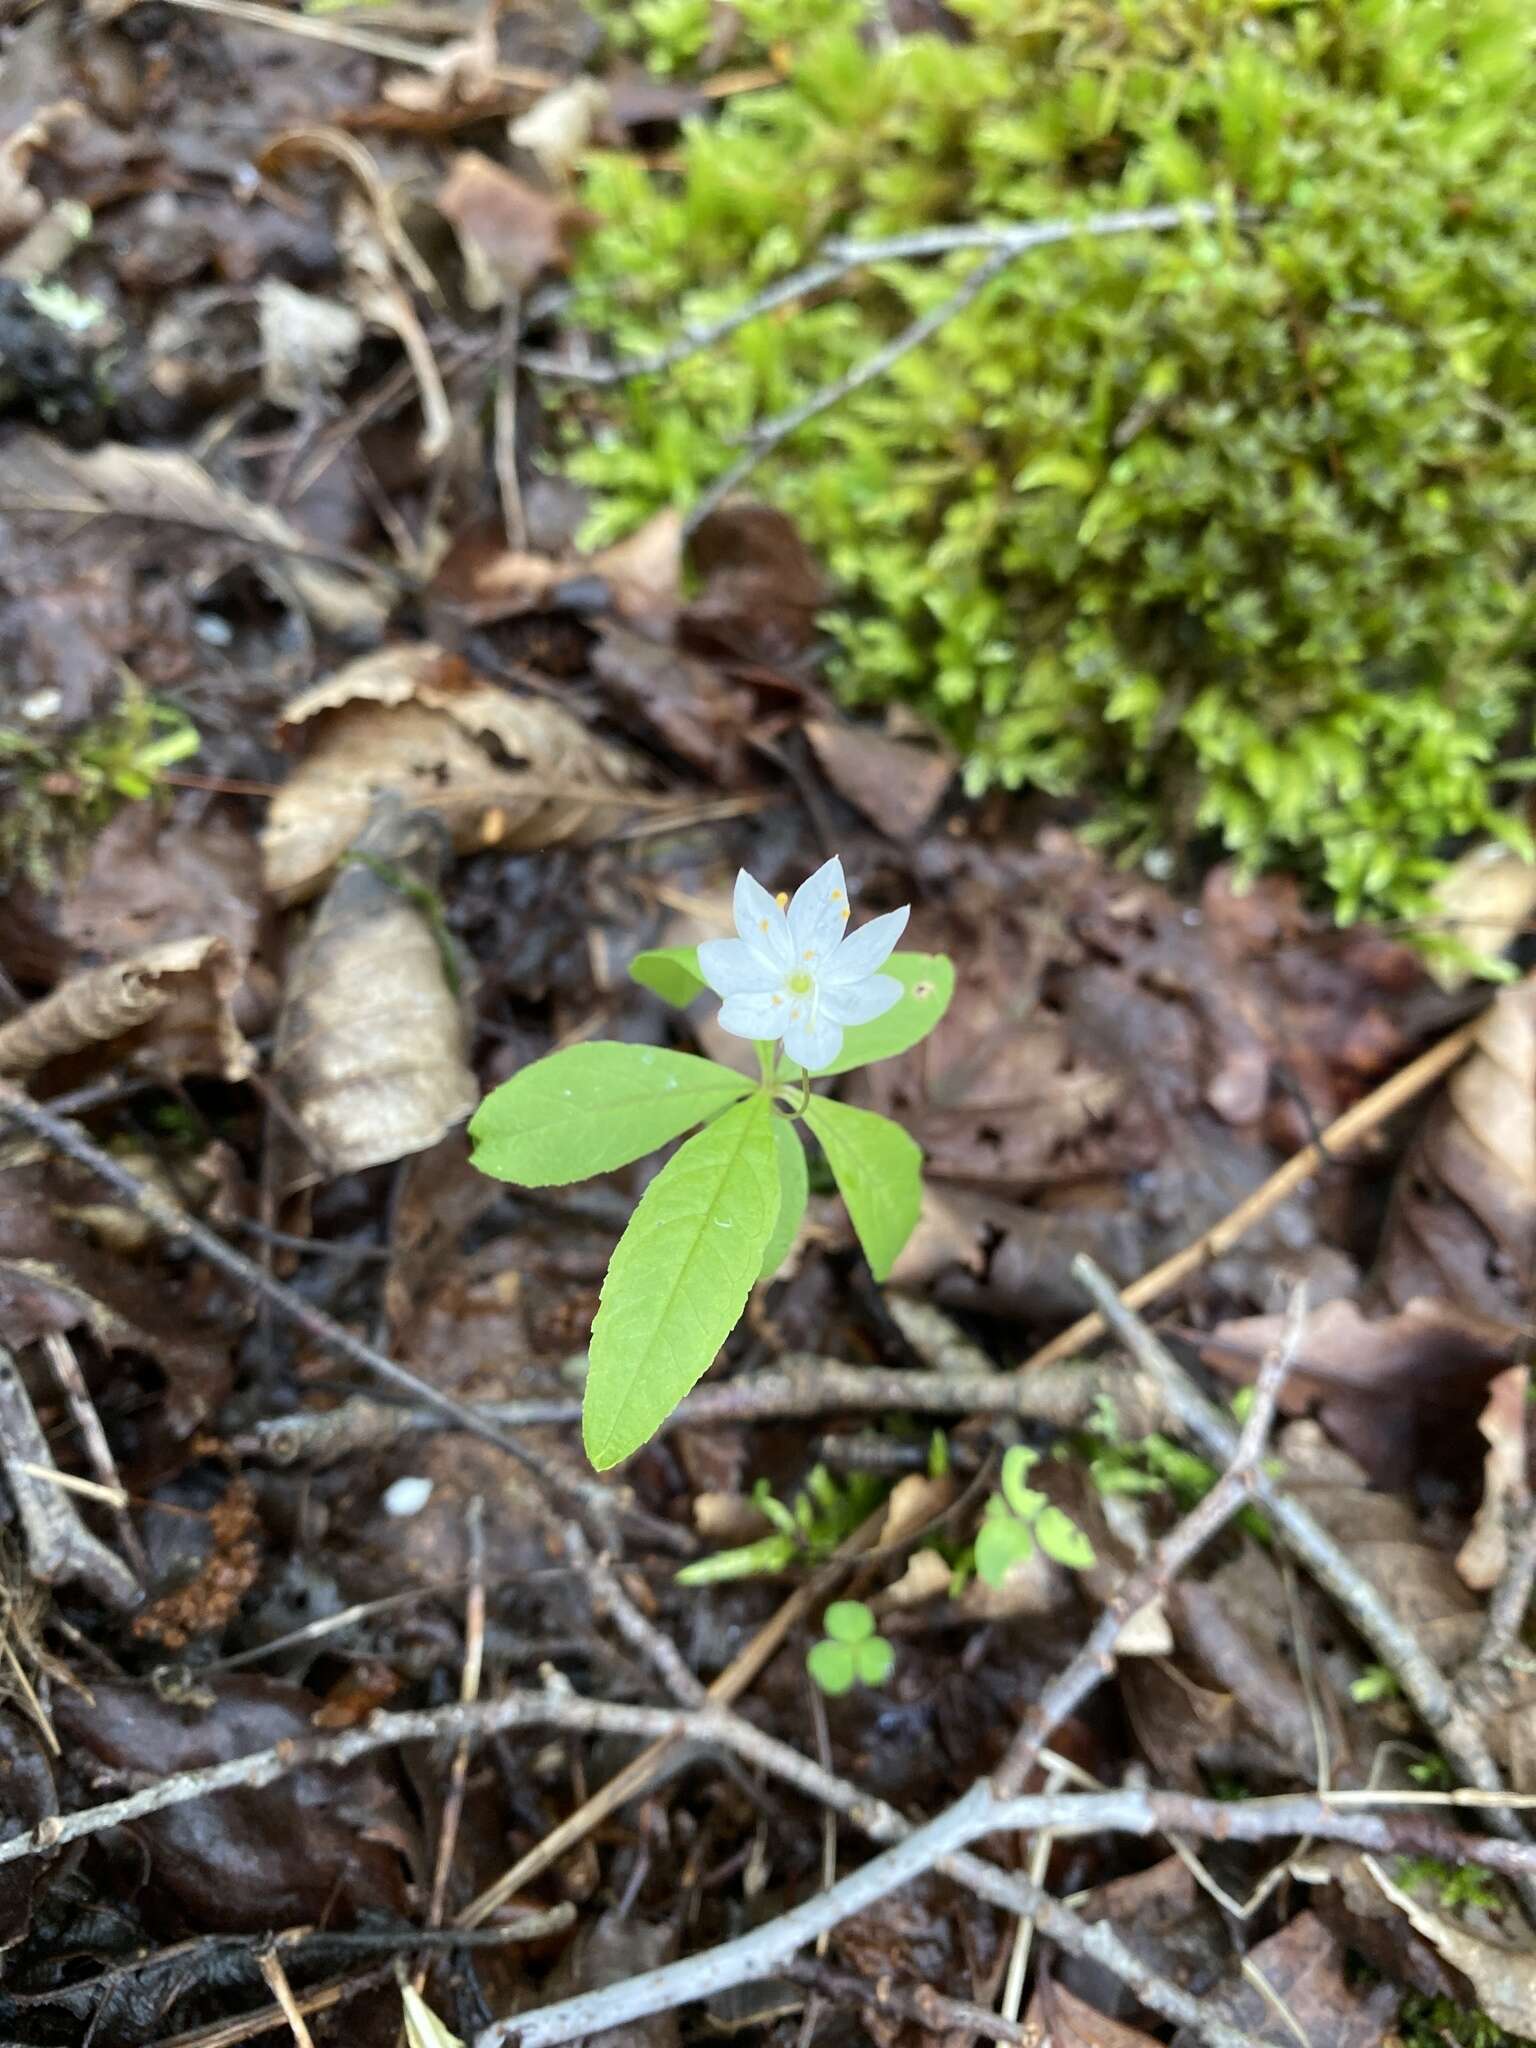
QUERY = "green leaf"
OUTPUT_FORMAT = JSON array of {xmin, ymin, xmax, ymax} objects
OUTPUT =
[
  {"xmin": 1034, "ymin": 1504, "xmax": 1096, "ymax": 1570},
  {"xmin": 630, "ymin": 945, "xmax": 708, "ymax": 1007},
  {"xmin": 806, "ymin": 1639, "xmax": 856, "ymax": 1696},
  {"xmin": 674, "ymin": 1531, "xmax": 798, "ymax": 1584},
  {"xmin": 759, "ymin": 1117, "xmax": 808, "ymax": 1279},
  {"xmin": 1000, "ymin": 1445, "xmax": 1040, "ymax": 1515},
  {"xmin": 469, "ymin": 1042, "xmax": 752, "ymax": 1187},
  {"xmin": 975, "ymin": 1515, "xmax": 1034, "ymax": 1588},
  {"xmin": 583, "ymin": 1094, "xmax": 780, "ymax": 1468},
  {"xmin": 802, "ymin": 1096, "xmax": 922, "ymax": 1283},
  {"xmin": 788, "ymin": 953, "xmax": 955, "ymax": 1078},
  {"xmin": 852, "ymin": 1635, "xmax": 894, "ymax": 1687},
  {"xmin": 823, "ymin": 1599, "xmax": 874, "ymax": 1644}
]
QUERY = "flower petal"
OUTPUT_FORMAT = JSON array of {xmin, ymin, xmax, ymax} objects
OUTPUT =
[
  {"xmin": 818, "ymin": 973, "xmax": 902, "ymax": 1027},
  {"xmin": 821, "ymin": 905, "xmax": 909, "ymax": 985},
  {"xmin": 698, "ymin": 937, "xmax": 783, "ymax": 999},
  {"xmin": 718, "ymin": 991, "xmax": 789, "ymax": 1042},
  {"xmin": 783, "ymin": 1009, "xmax": 842, "ymax": 1071},
  {"xmin": 786, "ymin": 855, "xmax": 849, "ymax": 967},
  {"xmin": 733, "ymin": 869, "xmax": 792, "ymax": 971}
]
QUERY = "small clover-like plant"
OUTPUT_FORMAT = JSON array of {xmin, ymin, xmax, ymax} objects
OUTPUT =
[
  {"xmin": 806, "ymin": 1600, "xmax": 893, "ymax": 1697},
  {"xmin": 470, "ymin": 858, "xmax": 954, "ymax": 1470},
  {"xmin": 973, "ymin": 1447, "xmax": 1096, "ymax": 1590}
]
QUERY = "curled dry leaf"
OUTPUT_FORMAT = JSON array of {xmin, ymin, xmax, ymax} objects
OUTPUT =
[
  {"xmin": 272, "ymin": 800, "xmax": 476, "ymax": 1177},
  {"xmin": 0, "ymin": 934, "xmax": 251, "ymax": 1081},
  {"xmin": 510, "ymin": 77, "xmax": 609, "ymax": 184},
  {"xmin": 1376, "ymin": 972, "xmax": 1536, "ymax": 1323},
  {"xmin": 873, "ymin": 1545, "xmax": 951, "ymax": 1611},
  {"xmin": 256, "ymin": 278, "xmax": 364, "ymax": 413},
  {"xmin": 261, "ymin": 644, "xmax": 640, "ymax": 903},
  {"xmin": 876, "ymin": 1469, "xmax": 957, "ymax": 1547},
  {"xmin": 1, "ymin": 430, "xmax": 389, "ymax": 636}
]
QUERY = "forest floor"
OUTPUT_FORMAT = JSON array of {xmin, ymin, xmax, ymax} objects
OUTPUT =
[{"xmin": 2, "ymin": 5, "xmax": 1536, "ymax": 2047}]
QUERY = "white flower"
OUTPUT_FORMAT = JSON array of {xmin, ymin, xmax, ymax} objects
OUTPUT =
[{"xmin": 698, "ymin": 857, "xmax": 908, "ymax": 1072}]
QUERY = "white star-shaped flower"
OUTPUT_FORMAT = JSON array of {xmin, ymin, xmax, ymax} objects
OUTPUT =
[{"xmin": 698, "ymin": 857, "xmax": 909, "ymax": 1072}]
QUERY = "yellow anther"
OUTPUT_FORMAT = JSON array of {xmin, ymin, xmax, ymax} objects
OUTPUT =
[{"xmin": 774, "ymin": 890, "xmax": 789, "ymax": 909}]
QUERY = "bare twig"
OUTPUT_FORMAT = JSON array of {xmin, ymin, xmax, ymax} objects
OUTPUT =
[
  {"xmin": 521, "ymin": 204, "xmax": 1232, "ymax": 388},
  {"xmin": 1022, "ymin": 1018, "xmax": 1480, "ymax": 1372},
  {"xmin": 241, "ymin": 1356, "xmax": 1154, "ymax": 1466},
  {"xmin": 257, "ymin": 1947, "xmax": 317, "ymax": 2048},
  {"xmin": 571, "ymin": 1525, "xmax": 706, "ymax": 1707},
  {"xmin": 0, "ymin": 1082, "xmax": 679, "ymax": 1555},
  {"xmin": 423, "ymin": 1496, "xmax": 487, "ymax": 1946},
  {"xmin": 1474, "ymin": 1506, "xmax": 1536, "ymax": 1675},
  {"xmin": 785, "ymin": 1959, "xmax": 1031, "ymax": 2046},
  {"xmin": 992, "ymin": 1289, "xmax": 1304, "ymax": 1798},
  {"xmin": 1070, "ymin": 1256, "xmax": 1518, "ymax": 1820},
  {"xmin": 684, "ymin": 242, "xmax": 1018, "ymax": 532},
  {"xmin": 40, "ymin": 1330, "xmax": 148, "ymax": 1581},
  {"xmin": 457, "ymin": 1508, "xmax": 888, "ymax": 1925},
  {"xmin": 0, "ymin": 1344, "xmax": 139, "ymax": 1610}
]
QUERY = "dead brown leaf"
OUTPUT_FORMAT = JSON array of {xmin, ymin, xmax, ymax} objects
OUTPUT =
[
  {"xmin": 1027, "ymin": 1975, "xmax": 1161, "ymax": 2048},
  {"xmin": 261, "ymin": 644, "xmax": 640, "ymax": 903},
  {"xmin": 256, "ymin": 277, "xmax": 364, "ymax": 413},
  {"xmin": 0, "ymin": 431, "xmax": 390, "ymax": 637},
  {"xmin": 591, "ymin": 622, "xmax": 751, "ymax": 782},
  {"xmin": 0, "ymin": 934, "xmax": 251, "ymax": 1082},
  {"xmin": 1376, "ymin": 973, "xmax": 1536, "ymax": 1322},
  {"xmin": 271, "ymin": 800, "xmax": 475, "ymax": 1176},
  {"xmin": 805, "ymin": 717, "xmax": 952, "ymax": 839},
  {"xmin": 433, "ymin": 509, "xmax": 683, "ymax": 631},
  {"xmin": 435, "ymin": 149, "xmax": 591, "ymax": 303},
  {"xmin": 680, "ymin": 501, "xmax": 828, "ymax": 671},
  {"xmin": 1201, "ymin": 1296, "xmax": 1525, "ymax": 1489},
  {"xmin": 1426, "ymin": 838, "xmax": 1536, "ymax": 991},
  {"xmin": 1170, "ymin": 1909, "xmax": 1398, "ymax": 2047}
]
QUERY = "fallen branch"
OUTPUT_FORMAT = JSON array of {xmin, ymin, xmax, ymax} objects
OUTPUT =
[
  {"xmin": 240, "ymin": 1355, "xmax": 1153, "ymax": 1466},
  {"xmin": 0, "ymin": 1342, "xmax": 139, "ymax": 1610},
  {"xmin": 1022, "ymin": 1016, "xmax": 1480, "ymax": 1372},
  {"xmin": 1071, "ymin": 1255, "xmax": 1518, "ymax": 1820},
  {"xmin": 0, "ymin": 1081, "xmax": 679, "ymax": 1555},
  {"xmin": 521, "ymin": 204, "xmax": 1233, "ymax": 388}
]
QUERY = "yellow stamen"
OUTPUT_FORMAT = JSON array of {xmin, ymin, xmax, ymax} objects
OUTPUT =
[{"xmin": 774, "ymin": 890, "xmax": 789, "ymax": 909}]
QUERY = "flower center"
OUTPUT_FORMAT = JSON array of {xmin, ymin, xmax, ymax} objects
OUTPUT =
[{"xmin": 788, "ymin": 970, "xmax": 814, "ymax": 995}]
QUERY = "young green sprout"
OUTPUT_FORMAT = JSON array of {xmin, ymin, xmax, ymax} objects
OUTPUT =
[{"xmin": 806, "ymin": 1599, "xmax": 894, "ymax": 1697}]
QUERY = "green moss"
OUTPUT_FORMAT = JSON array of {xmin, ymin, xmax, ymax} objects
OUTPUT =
[
  {"xmin": 1400, "ymin": 1992, "xmax": 1536, "ymax": 2048},
  {"xmin": 569, "ymin": 0, "xmax": 1536, "ymax": 924}
]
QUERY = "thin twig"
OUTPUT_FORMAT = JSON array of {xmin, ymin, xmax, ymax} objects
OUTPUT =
[
  {"xmin": 423, "ymin": 1496, "xmax": 487, "ymax": 1948},
  {"xmin": 457, "ymin": 1507, "xmax": 888, "ymax": 1925},
  {"xmin": 992, "ymin": 1289, "xmax": 1304, "ymax": 1798},
  {"xmin": 521, "ymin": 204, "xmax": 1231, "ymax": 387},
  {"xmin": 0, "ymin": 1082, "xmax": 679, "ymax": 1555},
  {"xmin": 40, "ymin": 1330, "xmax": 149, "ymax": 1580},
  {"xmin": 1022, "ymin": 1018, "xmax": 1480, "ymax": 1372},
  {"xmin": 684, "ymin": 243, "xmax": 1018, "ymax": 532},
  {"xmin": 241, "ymin": 1356, "xmax": 1153, "ymax": 1466},
  {"xmin": 1070, "ymin": 1257, "xmax": 1519, "ymax": 1822},
  {"xmin": 571, "ymin": 1525, "xmax": 706, "ymax": 1707},
  {"xmin": 0, "ymin": 1343, "xmax": 139, "ymax": 1610},
  {"xmin": 785, "ymin": 1960, "xmax": 1031, "ymax": 2046},
  {"xmin": 257, "ymin": 1948, "xmax": 317, "ymax": 2048},
  {"xmin": 162, "ymin": 0, "xmax": 555, "ymax": 81}
]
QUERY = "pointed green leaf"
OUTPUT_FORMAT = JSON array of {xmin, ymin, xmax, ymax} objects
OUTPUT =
[
  {"xmin": 1035, "ymin": 1504, "xmax": 1096, "ymax": 1570},
  {"xmin": 852, "ymin": 1635, "xmax": 894, "ymax": 1687},
  {"xmin": 583, "ymin": 1094, "xmax": 779, "ymax": 1468},
  {"xmin": 402, "ymin": 1986, "xmax": 465, "ymax": 2048},
  {"xmin": 975, "ymin": 1515, "xmax": 1034, "ymax": 1588},
  {"xmin": 806, "ymin": 1639, "xmax": 856, "ymax": 1696},
  {"xmin": 787, "ymin": 953, "xmax": 955, "ymax": 1079},
  {"xmin": 802, "ymin": 1096, "xmax": 922, "ymax": 1282},
  {"xmin": 823, "ymin": 1599, "xmax": 874, "ymax": 1644},
  {"xmin": 630, "ymin": 945, "xmax": 708, "ymax": 1008},
  {"xmin": 469, "ymin": 1042, "xmax": 752, "ymax": 1187},
  {"xmin": 759, "ymin": 1116, "xmax": 809, "ymax": 1279},
  {"xmin": 1000, "ymin": 1445, "xmax": 1040, "ymax": 1514}
]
